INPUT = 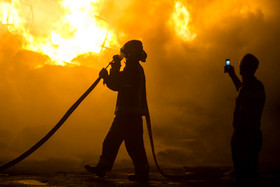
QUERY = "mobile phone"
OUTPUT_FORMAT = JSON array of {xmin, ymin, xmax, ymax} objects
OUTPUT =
[{"xmin": 225, "ymin": 59, "xmax": 230, "ymax": 66}]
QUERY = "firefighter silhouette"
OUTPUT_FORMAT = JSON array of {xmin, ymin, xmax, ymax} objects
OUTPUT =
[{"xmin": 85, "ymin": 40, "xmax": 149, "ymax": 182}]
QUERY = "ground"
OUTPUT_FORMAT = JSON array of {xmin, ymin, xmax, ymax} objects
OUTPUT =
[{"xmin": 0, "ymin": 166, "xmax": 280, "ymax": 186}]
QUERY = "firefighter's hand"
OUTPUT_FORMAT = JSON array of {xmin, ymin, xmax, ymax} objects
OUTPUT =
[
  {"xmin": 224, "ymin": 65, "xmax": 235, "ymax": 77},
  {"xmin": 111, "ymin": 55, "xmax": 122, "ymax": 70},
  {"xmin": 111, "ymin": 61, "xmax": 121, "ymax": 70},
  {"xmin": 113, "ymin": 55, "xmax": 122, "ymax": 63},
  {"xmin": 99, "ymin": 68, "xmax": 108, "ymax": 79}
]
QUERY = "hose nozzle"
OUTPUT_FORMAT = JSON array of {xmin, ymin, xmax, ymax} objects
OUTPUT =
[
  {"xmin": 113, "ymin": 54, "xmax": 123, "ymax": 62},
  {"xmin": 106, "ymin": 55, "xmax": 123, "ymax": 69}
]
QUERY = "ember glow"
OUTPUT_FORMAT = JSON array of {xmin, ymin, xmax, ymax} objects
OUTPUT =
[{"xmin": 0, "ymin": 0, "xmax": 119, "ymax": 65}]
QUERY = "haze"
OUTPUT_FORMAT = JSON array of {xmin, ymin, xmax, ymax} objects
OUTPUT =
[{"xmin": 0, "ymin": 0, "xmax": 279, "ymax": 172}]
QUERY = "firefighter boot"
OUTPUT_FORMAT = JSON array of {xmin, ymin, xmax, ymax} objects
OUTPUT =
[{"xmin": 84, "ymin": 164, "xmax": 107, "ymax": 177}]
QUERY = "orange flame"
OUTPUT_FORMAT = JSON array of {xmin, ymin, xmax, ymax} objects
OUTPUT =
[
  {"xmin": 0, "ymin": 0, "xmax": 22, "ymax": 29},
  {"xmin": 1, "ymin": 0, "xmax": 119, "ymax": 66},
  {"xmin": 170, "ymin": 1, "xmax": 196, "ymax": 41}
]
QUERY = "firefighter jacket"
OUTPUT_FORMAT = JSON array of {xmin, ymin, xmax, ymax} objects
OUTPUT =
[{"xmin": 104, "ymin": 61, "xmax": 148, "ymax": 116}]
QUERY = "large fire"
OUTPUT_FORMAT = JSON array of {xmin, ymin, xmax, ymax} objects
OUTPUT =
[
  {"xmin": 0, "ymin": 0, "xmax": 119, "ymax": 65},
  {"xmin": 1, "ymin": 0, "xmax": 196, "ymax": 66}
]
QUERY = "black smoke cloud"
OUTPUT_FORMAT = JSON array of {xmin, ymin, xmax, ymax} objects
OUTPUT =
[{"xmin": 0, "ymin": 0, "xmax": 280, "ymax": 172}]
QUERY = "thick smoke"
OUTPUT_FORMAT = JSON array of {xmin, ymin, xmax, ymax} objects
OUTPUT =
[{"xmin": 0, "ymin": 0, "xmax": 280, "ymax": 172}]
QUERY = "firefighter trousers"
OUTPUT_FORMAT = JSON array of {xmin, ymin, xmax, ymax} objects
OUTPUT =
[{"xmin": 98, "ymin": 113, "xmax": 149, "ymax": 174}]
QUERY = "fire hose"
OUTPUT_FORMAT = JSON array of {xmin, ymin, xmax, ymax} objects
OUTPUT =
[
  {"xmin": 0, "ymin": 62, "xmax": 110, "ymax": 172},
  {"xmin": 0, "ymin": 59, "xmax": 187, "ymax": 180}
]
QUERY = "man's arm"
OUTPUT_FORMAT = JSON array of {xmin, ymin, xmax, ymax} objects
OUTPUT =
[
  {"xmin": 225, "ymin": 65, "xmax": 241, "ymax": 91},
  {"xmin": 99, "ymin": 60, "xmax": 123, "ymax": 91}
]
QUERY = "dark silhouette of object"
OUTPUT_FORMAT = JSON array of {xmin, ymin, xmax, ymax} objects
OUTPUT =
[
  {"xmin": 225, "ymin": 54, "xmax": 265, "ymax": 186},
  {"xmin": 85, "ymin": 40, "xmax": 149, "ymax": 182}
]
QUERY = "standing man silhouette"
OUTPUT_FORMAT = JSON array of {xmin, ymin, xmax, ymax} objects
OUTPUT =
[
  {"xmin": 225, "ymin": 54, "xmax": 265, "ymax": 186},
  {"xmin": 85, "ymin": 40, "xmax": 149, "ymax": 182}
]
